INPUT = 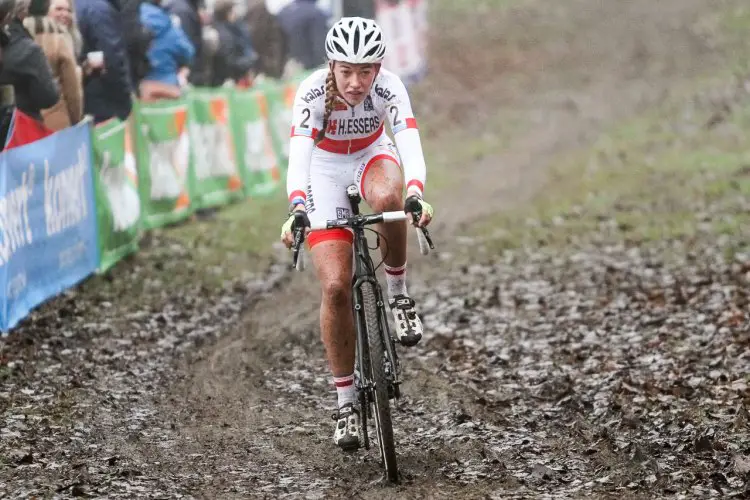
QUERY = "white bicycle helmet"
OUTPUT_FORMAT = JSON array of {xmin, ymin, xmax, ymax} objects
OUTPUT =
[{"xmin": 325, "ymin": 17, "xmax": 387, "ymax": 64}]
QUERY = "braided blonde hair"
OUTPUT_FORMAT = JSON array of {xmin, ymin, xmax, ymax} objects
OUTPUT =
[{"xmin": 316, "ymin": 65, "xmax": 339, "ymax": 144}]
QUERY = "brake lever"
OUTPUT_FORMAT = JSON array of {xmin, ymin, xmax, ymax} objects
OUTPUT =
[
  {"xmin": 291, "ymin": 212, "xmax": 308, "ymax": 269},
  {"xmin": 420, "ymin": 225, "xmax": 435, "ymax": 249},
  {"xmin": 291, "ymin": 228, "xmax": 304, "ymax": 268},
  {"xmin": 409, "ymin": 209, "xmax": 435, "ymax": 250}
]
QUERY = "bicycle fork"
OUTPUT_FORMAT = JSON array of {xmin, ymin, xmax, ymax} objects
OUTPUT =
[
  {"xmin": 372, "ymin": 283, "xmax": 402, "ymax": 400},
  {"xmin": 352, "ymin": 281, "xmax": 372, "ymax": 450},
  {"xmin": 352, "ymin": 276, "xmax": 403, "ymax": 450}
]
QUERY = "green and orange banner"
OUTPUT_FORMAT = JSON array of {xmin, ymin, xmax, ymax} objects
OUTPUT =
[
  {"xmin": 230, "ymin": 86, "xmax": 283, "ymax": 197},
  {"xmin": 187, "ymin": 88, "xmax": 244, "ymax": 209},
  {"xmin": 132, "ymin": 99, "xmax": 192, "ymax": 229},
  {"xmin": 92, "ymin": 118, "xmax": 142, "ymax": 272}
]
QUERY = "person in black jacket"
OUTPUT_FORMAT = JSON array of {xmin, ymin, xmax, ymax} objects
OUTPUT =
[
  {"xmin": 76, "ymin": 0, "xmax": 133, "ymax": 122},
  {"xmin": 276, "ymin": 0, "xmax": 327, "ymax": 71},
  {"xmin": 119, "ymin": 0, "xmax": 154, "ymax": 94},
  {"xmin": 0, "ymin": 0, "xmax": 21, "ymax": 145},
  {"xmin": 209, "ymin": 0, "xmax": 255, "ymax": 87},
  {"xmin": 0, "ymin": 0, "xmax": 59, "ymax": 122},
  {"xmin": 244, "ymin": 0, "xmax": 286, "ymax": 79}
]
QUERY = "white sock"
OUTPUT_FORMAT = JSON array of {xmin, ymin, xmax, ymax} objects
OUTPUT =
[
  {"xmin": 384, "ymin": 263, "xmax": 408, "ymax": 298},
  {"xmin": 334, "ymin": 374, "xmax": 356, "ymax": 409}
]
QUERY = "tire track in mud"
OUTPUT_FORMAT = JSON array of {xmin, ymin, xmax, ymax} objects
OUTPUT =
[{"xmin": 156, "ymin": 0, "xmax": 731, "ymax": 498}]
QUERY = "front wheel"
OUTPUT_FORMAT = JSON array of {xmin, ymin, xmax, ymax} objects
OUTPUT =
[{"xmin": 361, "ymin": 281, "xmax": 398, "ymax": 483}]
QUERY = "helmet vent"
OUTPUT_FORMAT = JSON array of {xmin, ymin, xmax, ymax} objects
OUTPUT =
[
  {"xmin": 333, "ymin": 41, "xmax": 347, "ymax": 55},
  {"xmin": 353, "ymin": 28, "xmax": 361, "ymax": 51}
]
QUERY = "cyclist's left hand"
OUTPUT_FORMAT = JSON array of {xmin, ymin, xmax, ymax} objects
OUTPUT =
[{"xmin": 404, "ymin": 195, "xmax": 433, "ymax": 228}]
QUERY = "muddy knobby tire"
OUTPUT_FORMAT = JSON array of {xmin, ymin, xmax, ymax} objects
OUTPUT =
[{"xmin": 361, "ymin": 281, "xmax": 398, "ymax": 483}]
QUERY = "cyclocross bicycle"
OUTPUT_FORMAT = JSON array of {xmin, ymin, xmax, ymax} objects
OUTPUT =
[{"xmin": 290, "ymin": 183, "xmax": 434, "ymax": 484}]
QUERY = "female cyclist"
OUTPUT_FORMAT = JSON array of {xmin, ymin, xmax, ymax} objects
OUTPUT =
[{"xmin": 280, "ymin": 17, "xmax": 434, "ymax": 451}]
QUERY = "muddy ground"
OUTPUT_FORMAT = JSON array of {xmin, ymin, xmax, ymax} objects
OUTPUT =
[{"xmin": 3, "ymin": 0, "xmax": 750, "ymax": 498}]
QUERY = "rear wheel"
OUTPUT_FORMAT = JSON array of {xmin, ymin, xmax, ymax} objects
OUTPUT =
[{"xmin": 361, "ymin": 281, "xmax": 399, "ymax": 483}]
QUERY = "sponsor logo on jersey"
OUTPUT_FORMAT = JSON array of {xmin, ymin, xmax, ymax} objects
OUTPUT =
[
  {"xmin": 374, "ymin": 84, "xmax": 396, "ymax": 102},
  {"xmin": 363, "ymin": 95, "xmax": 374, "ymax": 111},
  {"xmin": 339, "ymin": 116, "xmax": 381, "ymax": 135},
  {"xmin": 301, "ymin": 85, "xmax": 325, "ymax": 104},
  {"xmin": 325, "ymin": 116, "xmax": 381, "ymax": 136}
]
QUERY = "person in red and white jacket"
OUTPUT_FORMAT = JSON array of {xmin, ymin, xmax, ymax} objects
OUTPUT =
[{"xmin": 280, "ymin": 17, "xmax": 434, "ymax": 451}]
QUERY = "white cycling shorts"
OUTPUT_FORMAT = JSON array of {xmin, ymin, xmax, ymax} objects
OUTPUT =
[{"xmin": 305, "ymin": 134, "xmax": 401, "ymax": 248}]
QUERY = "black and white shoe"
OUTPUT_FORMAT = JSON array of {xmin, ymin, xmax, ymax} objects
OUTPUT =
[
  {"xmin": 332, "ymin": 403, "xmax": 360, "ymax": 451},
  {"xmin": 389, "ymin": 294, "xmax": 423, "ymax": 347}
]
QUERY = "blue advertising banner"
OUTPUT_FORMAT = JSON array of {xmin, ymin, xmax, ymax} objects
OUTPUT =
[{"xmin": 0, "ymin": 122, "xmax": 99, "ymax": 332}]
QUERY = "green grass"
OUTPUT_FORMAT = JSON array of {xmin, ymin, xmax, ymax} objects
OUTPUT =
[
  {"xmin": 140, "ymin": 189, "xmax": 286, "ymax": 288},
  {"xmin": 719, "ymin": 3, "xmax": 750, "ymax": 40},
  {"xmin": 475, "ymin": 77, "xmax": 750, "ymax": 252},
  {"xmin": 167, "ymin": 193, "xmax": 286, "ymax": 279},
  {"xmin": 421, "ymin": 113, "xmax": 522, "ymax": 195}
]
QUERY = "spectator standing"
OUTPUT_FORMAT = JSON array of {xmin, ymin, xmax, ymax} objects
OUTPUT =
[
  {"xmin": 138, "ymin": 0, "xmax": 194, "ymax": 101},
  {"xmin": 231, "ymin": 15, "xmax": 255, "ymax": 88},
  {"xmin": 244, "ymin": 0, "xmax": 286, "ymax": 79},
  {"xmin": 192, "ymin": 21, "xmax": 217, "ymax": 85},
  {"xmin": 120, "ymin": 0, "xmax": 155, "ymax": 95},
  {"xmin": 210, "ymin": 0, "xmax": 256, "ymax": 87},
  {"xmin": 47, "ymin": 0, "xmax": 82, "ymax": 57},
  {"xmin": 163, "ymin": 0, "xmax": 202, "ymax": 83},
  {"xmin": 0, "ymin": 0, "xmax": 19, "ymax": 147},
  {"xmin": 76, "ymin": 0, "xmax": 133, "ymax": 122},
  {"xmin": 276, "ymin": 0, "xmax": 327, "ymax": 71},
  {"xmin": 24, "ymin": 0, "xmax": 83, "ymax": 130},
  {"xmin": 0, "ymin": 0, "xmax": 59, "ymax": 122}
]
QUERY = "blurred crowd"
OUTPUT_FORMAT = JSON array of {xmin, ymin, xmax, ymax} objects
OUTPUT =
[{"xmin": 0, "ymin": 0, "xmax": 380, "ymax": 142}]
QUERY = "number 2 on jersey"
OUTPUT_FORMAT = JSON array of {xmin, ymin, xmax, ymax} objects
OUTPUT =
[
  {"xmin": 300, "ymin": 108, "xmax": 311, "ymax": 129},
  {"xmin": 389, "ymin": 106, "xmax": 402, "ymax": 126}
]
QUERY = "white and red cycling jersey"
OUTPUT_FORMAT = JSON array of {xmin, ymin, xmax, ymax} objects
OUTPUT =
[{"xmin": 286, "ymin": 67, "xmax": 428, "ymax": 211}]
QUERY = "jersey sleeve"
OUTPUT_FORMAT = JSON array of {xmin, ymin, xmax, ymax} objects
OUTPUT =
[
  {"xmin": 384, "ymin": 75, "xmax": 427, "ymax": 197},
  {"xmin": 290, "ymin": 90, "xmax": 324, "ymax": 141},
  {"xmin": 286, "ymin": 81, "xmax": 325, "ymax": 205}
]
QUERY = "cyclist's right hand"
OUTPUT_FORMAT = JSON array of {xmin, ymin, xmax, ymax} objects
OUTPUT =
[{"xmin": 281, "ymin": 206, "xmax": 310, "ymax": 249}]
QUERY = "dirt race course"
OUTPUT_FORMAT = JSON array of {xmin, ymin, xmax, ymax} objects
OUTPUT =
[{"xmin": 3, "ymin": 0, "xmax": 750, "ymax": 498}]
